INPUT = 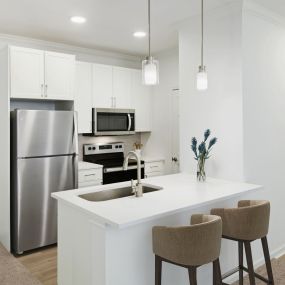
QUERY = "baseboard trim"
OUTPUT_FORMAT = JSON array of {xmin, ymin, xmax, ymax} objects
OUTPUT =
[{"xmin": 224, "ymin": 243, "xmax": 285, "ymax": 284}]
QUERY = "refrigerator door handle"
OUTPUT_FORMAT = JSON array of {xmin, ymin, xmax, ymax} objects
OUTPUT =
[
  {"xmin": 73, "ymin": 154, "xmax": 78, "ymax": 189},
  {"xmin": 73, "ymin": 112, "xmax": 79, "ymax": 155}
]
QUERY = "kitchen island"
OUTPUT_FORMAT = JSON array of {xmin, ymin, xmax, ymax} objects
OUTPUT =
[{"xmin": 52, "ymin": 173, "xmax": 262, "ymax": 285}]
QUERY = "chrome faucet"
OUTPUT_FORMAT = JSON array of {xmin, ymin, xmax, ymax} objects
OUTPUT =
[{"xmin": 123, "ymin": 151, "xmax": 143, "ymax": 197}]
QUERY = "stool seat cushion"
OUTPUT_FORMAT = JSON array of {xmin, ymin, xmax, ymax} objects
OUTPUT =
[
  {"xmin": 211, "ymin": 200, "xmax": 270, "ymax": 241},
  {"xmin": 152, "ymin": 214, "xmax": 222, "ymax": 266}
]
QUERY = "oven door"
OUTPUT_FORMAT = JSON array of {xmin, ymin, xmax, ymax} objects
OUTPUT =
[
  {"xmin": 93, "ymin": 108, "xmax": 135, "ymax": 136},
  {"xmin": 103, "ymin": 166, "xmax": 144, "ymax": 185}
]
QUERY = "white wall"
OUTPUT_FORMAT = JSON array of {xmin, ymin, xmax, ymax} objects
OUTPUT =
[
  {"xmin": 179, "ymin": 1, "xmax": 244, "ymax": 181},
  {"xmin": 243, "ymin": 1, "xmax": 285, "ymax": 258},
  {"xmin": 141, "ymin": 49, "xmax": 179, "ymax": 174}
]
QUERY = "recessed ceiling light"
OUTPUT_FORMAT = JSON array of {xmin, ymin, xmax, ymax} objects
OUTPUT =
[
  {"xmin": 133, "ymin": 31, "xmax": 147, "ymax": 38},
  {"xmin": 70, "ymin": 16, "xmax": 86, "ymax": 24}
]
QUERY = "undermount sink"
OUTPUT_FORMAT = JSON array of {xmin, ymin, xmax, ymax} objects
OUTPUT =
[{"xmin": 79, "ymin": 184, "xmax": 163, "ymax": 202}]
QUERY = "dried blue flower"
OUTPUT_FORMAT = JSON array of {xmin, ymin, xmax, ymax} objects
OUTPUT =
[
  {"xmin": 209, "ymin": 137, "xmax": 217, "ymax": 149},
  {"xmin": 198, "ymin": 142, "xmax": 206, "ymax": 155},
  {"xmin": 204, "ymin": 129, "xmax": 211, "ymax": 142},
  {"xmin": 191, "ymin": 137, "xmax": 198, "ymax": 158}
]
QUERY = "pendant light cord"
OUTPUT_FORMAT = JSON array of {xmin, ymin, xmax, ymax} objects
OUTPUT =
[
  {"xmin": 148, "ymin": 0, "xmax": 151, "ymax": 58},
  {"xmin": 201, "ymin": 0, "xmax": 204, "ymax": 67}
]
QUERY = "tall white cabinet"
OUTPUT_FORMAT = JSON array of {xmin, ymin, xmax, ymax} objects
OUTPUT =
[
  {"xmin": 92, "ymin": 64, "xmax": 113, "ymax": 108},
  {"xmin": 112, "ymin": 67, "xmax": 132, "ymax": 108},
  {"xmin": 10, "ymin": 46, "xmax": 75, "ymax": 100},
  {"xmin": 131, "ymin": 70, "xmax": 152, "ymax": 132},
  {"xmin": 74, "ymin": 62, "xmax": 93, "ymax": 134}
]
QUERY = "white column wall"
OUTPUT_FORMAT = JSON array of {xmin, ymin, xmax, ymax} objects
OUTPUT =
[{"xmin": 179, "ymin": 2, "xmax": 244, "ymax": 181}]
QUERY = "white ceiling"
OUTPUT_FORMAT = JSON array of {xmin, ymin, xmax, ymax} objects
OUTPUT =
[{"xmin": 0, "ymin": 0, "xmax": 232, "ymax": 56}]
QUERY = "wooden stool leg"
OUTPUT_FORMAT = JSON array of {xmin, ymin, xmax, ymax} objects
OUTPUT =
[
  {"xmin": 155, "ymin": 255, "xmax": 162, "ymax": 285},
  {"xmin": 213, "ymin": 258, "xmax": 222, "ymax": 285},
  {"xmin": 261, "ymin": 237, "xmax": 275, "ymax": 285},
  {"xmin": 244, "ymin": 241, "xmax": 256, "ymax": 285},
  {"xmin": 238, "ymin": 241, "xmax": 244, "ymax": 285},
  {"xmin": 188, "ymin": 267, "xmax": 197, "ymax": 285}
]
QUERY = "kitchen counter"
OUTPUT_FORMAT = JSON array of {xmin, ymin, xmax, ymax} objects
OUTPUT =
[
  {"xmin": 78, "ymin": 161, "xmax": 103, "ymax": 170},
  {"xmin": 52, "ymin": 173, "xmax": 261, "ymax": 229},
  {"xmin": 52, "ymin": 173, "xmax": 263, "ymax": 285}
]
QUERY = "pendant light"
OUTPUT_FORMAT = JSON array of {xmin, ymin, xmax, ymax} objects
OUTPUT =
[
  {"xmin": 197, "ymin": 0, "xmax": 208, "ymax": 91},
  {"xmin": 142, "ymin": 0, "xmax": 159, "ymax": 85}
]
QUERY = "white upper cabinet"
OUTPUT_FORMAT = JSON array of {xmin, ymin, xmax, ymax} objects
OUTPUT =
[
  {"xmin": 44, "ymin": 51, "xmax": 75, "ymax": 100},
  {"xmin": 74, "ymin": 62, "xmax": 93, "ymax": 134},
  {"xmin": 131, "ymin": 70, "xmax": 152, "ymax": 132},
  {"xmin": 112, "ymin": 67, "xmax": 132, "ymax": 109},
  {"xmin": 10, "ymin": 46, "xmax": 45, "ymax": 99},
  {"xmin": 9, "ymin": 46, "xmax": 75, "ymax": 100},
  {"xmin": 92, "ymin": 64, "xmax": 113, "ymax": 108}
]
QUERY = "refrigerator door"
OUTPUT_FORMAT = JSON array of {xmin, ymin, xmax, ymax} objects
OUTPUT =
[
  {"xmin": 12, "ymin": 155, "xmax": 78, "ymax": 254},
  {"xmin": 14, "ymin": 110, "xmax": 78, "ymax": 158}
]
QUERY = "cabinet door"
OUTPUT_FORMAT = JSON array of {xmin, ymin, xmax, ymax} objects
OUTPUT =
[
  {"xmin": 74, "ymin": 62, "xmax": 93, "ymax": 134},
  {"xmin": 93, "ymin": 64, "xmax": 113, "ymax": 108},
  {"xmin": 113, "ymin": 67, "xmax": 132, "ymax": 109},
  {"xmin": 10, "ymin": 46, "xmax": 44, "ymax": 99},
  {"xmin": 44, "ymin": 51, "xmax": 75, "ymax": 100},
  {"xmin": 131, "ymin": 69, "xmax": 152, "ymax": 132}
]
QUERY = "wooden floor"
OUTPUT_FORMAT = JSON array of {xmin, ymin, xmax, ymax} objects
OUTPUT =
[
  {"xmin": 17, "ymin": 246, "xmax": 57, "ymax": 285},
  {"xmin": 16, "ymin": 246, "xmax": 285, "ymax": 285}
]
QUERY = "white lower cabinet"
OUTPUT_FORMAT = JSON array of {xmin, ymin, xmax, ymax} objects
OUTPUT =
[
  {"xmin": 144, "ymin": 159, "xmax": 165, "ymax": 178},
  {"xmin": 78, "ymin": 162, "xmax": 103, "ymax": 188},
  {"xmin": 74, "ymin": 62, "xmax": 93, "ymax": 134}
]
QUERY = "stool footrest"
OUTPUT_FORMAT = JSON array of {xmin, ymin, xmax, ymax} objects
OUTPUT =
[{"xmin": 222, "ymin": 265, "xmax": 273, "ymax": 284}]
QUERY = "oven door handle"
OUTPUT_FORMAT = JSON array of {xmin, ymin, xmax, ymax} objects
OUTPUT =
[
  {"xmin": 104, "ymin": 165, "xmax": 144, "ymax": 173},
  {"xmin": 127, "ymin": 113, "xmax": 132, "ymax": 131}
]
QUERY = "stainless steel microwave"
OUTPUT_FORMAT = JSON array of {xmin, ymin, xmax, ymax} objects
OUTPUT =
[{"xmin": 92, "ymin": 108, "xmax": 135, "ymax": 136}]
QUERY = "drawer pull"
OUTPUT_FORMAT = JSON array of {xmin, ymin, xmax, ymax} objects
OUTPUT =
[
  {"xmin": 84, "ymin": 174, "xmax": 96, "ymax": 177},
  {"xmin": 150, "ymin": 166, "xmax": 159, "ymax": 168}
]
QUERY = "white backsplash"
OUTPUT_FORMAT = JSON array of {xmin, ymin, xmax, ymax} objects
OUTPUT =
[{"xmin": 78, "ymin": 134, "xmax": 142, "ymax": 161}]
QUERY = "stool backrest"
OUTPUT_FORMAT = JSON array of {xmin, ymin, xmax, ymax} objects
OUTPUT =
[{"xmin": 152, "ymin": 214, "xmax": 222, "ymax": 266}]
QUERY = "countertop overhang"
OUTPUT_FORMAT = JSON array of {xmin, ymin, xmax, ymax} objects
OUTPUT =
[{"xmin": 52, "ymin": 173, "xmax": 262, "ymax": 229}]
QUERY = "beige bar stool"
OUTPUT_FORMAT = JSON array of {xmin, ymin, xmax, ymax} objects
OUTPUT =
[
  {"xmin": 152, "ymin": 214, "xmax": 222, "ymax": 285},
  {"xmin": 211, "ymin": 200, "xmax": 274, "ymax": 285}
]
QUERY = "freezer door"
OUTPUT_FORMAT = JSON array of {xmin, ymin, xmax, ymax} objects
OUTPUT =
[
  {"xmin": 12, "ymin": 155, "xmax": 78, "ymax": 254},
  {"xmin": 14, "ymin": 110, "xmax": 78, "ymax": 158}
]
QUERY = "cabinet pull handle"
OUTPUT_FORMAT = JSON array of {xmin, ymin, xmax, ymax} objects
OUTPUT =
[
  {"xmin": 41, "ymin": 84, "xmax": 44, "ymax": 97},
  {"xmin": 84, "ymin": 174, "xmax": 96, "ymax": 177},
  {"xmin": 45, "ymin": 84, "xmax": 48, "ymax": 97}
]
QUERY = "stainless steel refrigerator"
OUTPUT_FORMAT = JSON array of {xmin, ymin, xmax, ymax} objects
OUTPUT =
[{"xmin": 11, "ymin": 110, "xmax": 78, "ymax": 254}]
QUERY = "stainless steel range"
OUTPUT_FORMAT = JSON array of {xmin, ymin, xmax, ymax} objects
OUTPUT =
[{"xmin": 83, "ymin": 142, "xmax": 144, "ymax": 185}]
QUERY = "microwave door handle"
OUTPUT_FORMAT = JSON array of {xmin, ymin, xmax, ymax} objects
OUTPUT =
[{"xmin": 128, "ymin": 114, "xmax": 131, "ymax": 131}]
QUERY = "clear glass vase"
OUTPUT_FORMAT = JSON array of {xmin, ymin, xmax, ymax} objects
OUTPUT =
[{"xmin": 197, "ymin": 157, "xmax": 206, "ymax": 182}]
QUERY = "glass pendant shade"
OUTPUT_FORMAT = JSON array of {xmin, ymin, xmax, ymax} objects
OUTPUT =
[
  {"xmin": 142, "ymin": 56, "xmax": 159, "ymax": 85},
  {"xmin": 197, "ymin": 66, "xmax": 208, "ymax": 91}
]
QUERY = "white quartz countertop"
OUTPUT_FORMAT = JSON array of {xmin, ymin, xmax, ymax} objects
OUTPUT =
[
  {"xmin": 78, "ymin": 161, "xmax": 103, "ymax": 170},
  {"xmin": 52, "ymin": 173, "xmax": 262, "ymax": 229}
]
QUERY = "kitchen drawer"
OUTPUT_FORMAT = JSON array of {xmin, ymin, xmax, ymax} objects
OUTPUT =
[
  {"xmin": 145, "ymin": 172, "xmax": 163, "ymax": 178},
  {"xmin": 79, "ymin": 180, "xmax": 102, "ymax": 188},
  {"xmin": 79, "ymin": 168, "xmax": 102, "ymax": 183},
  {"xmin": 145, "ymin": 161, "xmax": 164, "ymax": 174}
]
